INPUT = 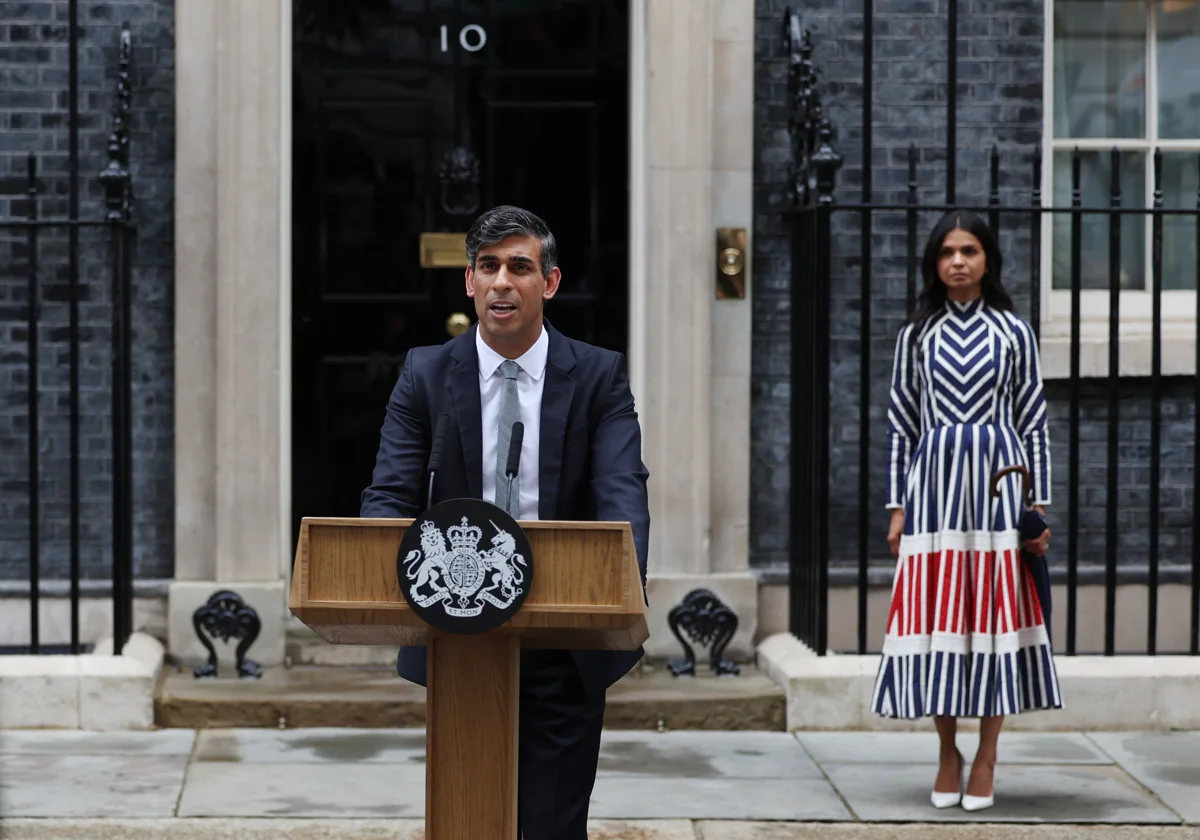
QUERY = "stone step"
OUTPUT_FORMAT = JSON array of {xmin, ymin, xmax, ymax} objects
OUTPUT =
[{"xmin": 154, "ymin": 659, "xmax": 786, "ymax": 731}]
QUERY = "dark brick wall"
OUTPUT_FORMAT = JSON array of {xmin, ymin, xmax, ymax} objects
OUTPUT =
[
  {"xmin": 751, "ymin": 0, "xmax": 1195, "ymax": 577},
  {"xmin": 0, "ymin": 1, "xmax": 175, "ymax": 584},
  {"xmin": 1041, "ymin": 378, "xmax": 1195, "ymax": 570}
]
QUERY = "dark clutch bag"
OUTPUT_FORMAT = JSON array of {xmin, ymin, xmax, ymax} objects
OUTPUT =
[
  {"xmin": 1018, "ymin": 507, "xmax": 1052, "ymax": 637},
  {"xmin": 992, "ymin": 467, "xmax": 1053, "ymax": 639}
]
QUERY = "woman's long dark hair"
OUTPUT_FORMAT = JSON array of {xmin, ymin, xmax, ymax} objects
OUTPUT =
[{"xmin": 905, "ymin": 211, "xmax": 1015, "ymax": 343}]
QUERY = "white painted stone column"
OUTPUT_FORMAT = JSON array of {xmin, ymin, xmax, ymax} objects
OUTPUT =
[
  {"xmin": 710, "ymin": 1, "xmax": 754, "ymax": 579},
  {"xmin": 634, "ymin": 0, "xmax": 758, "ymax": 662},
  {"xmin": 640, "ymin": 0, "xmax": 714, "ymax": 575},
  {"xmin": 168, "ymin": 0, "xmax": 291, "ymax": 669},
  {"xmin": 172, "ymin": 0, "xmax": 217, "ymax": 587}
]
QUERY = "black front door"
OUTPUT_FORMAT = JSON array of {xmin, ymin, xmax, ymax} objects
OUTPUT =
[{"xmin": 291, "ymin": 0, "xmax": 630, "ymax": 535}]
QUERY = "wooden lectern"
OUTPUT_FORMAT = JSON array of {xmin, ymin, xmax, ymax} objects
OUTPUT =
[{"xmin": 288, "ymin": 516, "xmax": 648, "ymax": 839}]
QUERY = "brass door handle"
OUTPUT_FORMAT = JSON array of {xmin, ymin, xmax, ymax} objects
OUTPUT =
[
  {"xmin": 445, "ymin": 312, "xmax": 471, "ymax": 337},
  {"xmin": 719, "ymin": 247, "xmax": 744, "ymax": 276},
  {"xmin": 715, "ymin": 227, "xmax": 747, "ymax": 299}
]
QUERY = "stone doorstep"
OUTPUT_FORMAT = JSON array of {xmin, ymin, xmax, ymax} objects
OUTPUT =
[
  {"xmin": 154, "ymin": 660, "xmax": 786, "ymax": 731},
  {"xmin": 0, "ymin": 632, "xmax": 165, "ymax": 730},
  {"xmin": 757, "ymin": 632, "xmax": 1200, "ymax": 732}
]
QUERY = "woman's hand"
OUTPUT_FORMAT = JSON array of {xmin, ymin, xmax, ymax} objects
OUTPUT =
[
  {"xmin": 1023, "ymin": 505, "xmax": 1050, "ymax": 556},
  {"xmin": 887, "ymin": 509, "xmax": 905, "ymax": 558}
]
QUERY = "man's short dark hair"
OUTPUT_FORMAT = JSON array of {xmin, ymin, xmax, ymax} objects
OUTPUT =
[{"xmin": 465, "ymin": 205, "xmax": 558, "ymax": 278}]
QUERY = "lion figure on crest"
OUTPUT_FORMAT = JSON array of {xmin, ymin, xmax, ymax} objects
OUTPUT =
[{"xmin": 404, "ymin": 519, "xmax": 448, "ymax": 598}]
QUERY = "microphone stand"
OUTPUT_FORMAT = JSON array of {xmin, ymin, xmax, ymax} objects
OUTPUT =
[{"xmin": 426, "ymin": 413, "xmax": 450, "ymax": 512}]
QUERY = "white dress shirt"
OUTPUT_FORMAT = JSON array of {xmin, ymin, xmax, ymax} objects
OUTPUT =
[{"xmin": 477, "ymin": 326, "xmax": 547, "ymax": 521}]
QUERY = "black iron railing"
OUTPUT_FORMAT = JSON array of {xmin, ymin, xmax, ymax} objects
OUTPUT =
[
  {"xmin": 2, "ymin": 20, "xmax": 136, "ymax": 656},
  {"xmin": 782, "ymin": 10, "xmax": 1200, "ymax": 658}
]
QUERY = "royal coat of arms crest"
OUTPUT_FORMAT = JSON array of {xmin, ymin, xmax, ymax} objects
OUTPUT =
[{"xmin": 402, "ymin": 515, "xmax": 529, "ymax": 620}]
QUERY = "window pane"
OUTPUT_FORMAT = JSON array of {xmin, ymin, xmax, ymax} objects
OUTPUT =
[
  {"xmin": 1156, "ymin": 0, "xmax": 1200, "ymax": 139},
  {"xmin": 1161, "ymin": 152, "xmax": 1199, "ymax": 290},
  {"xmin": 1052, "ymin": 150, "xmax": 1147, "ymax": 290},
  {"xmin": 1053, "ymin": 0, "xmax": 1147, "ymax": 139}
]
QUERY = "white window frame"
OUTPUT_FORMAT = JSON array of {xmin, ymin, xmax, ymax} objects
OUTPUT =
[{"xmin": 1040, "ymin": 0, "xmax": 1199, "ymax": 379}]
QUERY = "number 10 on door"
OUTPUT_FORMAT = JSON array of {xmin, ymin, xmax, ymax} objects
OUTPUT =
[{"xmin": 441, "ymin": 24, "xmax": 487, "ymax": 53}]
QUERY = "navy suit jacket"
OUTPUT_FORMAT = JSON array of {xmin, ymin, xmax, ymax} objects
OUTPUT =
[{"xmin": 359, "ymin": 320, "xmax": 651, "ymax": 699}]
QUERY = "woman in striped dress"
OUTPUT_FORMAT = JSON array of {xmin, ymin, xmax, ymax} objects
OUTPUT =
[{"xmin": 871, "ymin": 210, "xmax": 1061, "ymax": 813}]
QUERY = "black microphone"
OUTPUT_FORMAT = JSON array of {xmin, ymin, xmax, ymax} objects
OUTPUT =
[
  {"xmin": 505, "ymin": 421, "xmax": 524, "ymax": 479},
  {"xmin": 504, "ymin": 421, "xmax": 524, "ymax": 516},
  {"xmin": 426, "ymin": 413, "xmax": 450, "ymax": 510}
]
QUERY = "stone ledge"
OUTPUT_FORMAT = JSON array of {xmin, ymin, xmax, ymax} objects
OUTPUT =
[
  {"xmin": 756, "ymin": 632, "xmax": 1200, "ymax": 732},
  {"xmin": 0, "ymin": 632, "xmax": 165, "ymax": 730}
]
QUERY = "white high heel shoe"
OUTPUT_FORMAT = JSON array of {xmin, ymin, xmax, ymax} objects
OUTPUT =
[
  {"xmin": 930, "ymin": 750, "xmax": 964, "ymax": 809},
  {"xmin": 961, "ymin": 761, "xmax": 996, "ymax": 812},
  {"xmin": 964, "ymin": 792, "xmax": 993, "ymax": 811},
  {"xmin": 961, "ymin": 792, "xmax": 995, "ymax": 812}
]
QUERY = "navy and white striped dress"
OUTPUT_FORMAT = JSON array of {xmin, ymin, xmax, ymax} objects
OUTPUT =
[{"xmin": 871, "ymin": 297, "xmax": 1062, "ymax": 719}]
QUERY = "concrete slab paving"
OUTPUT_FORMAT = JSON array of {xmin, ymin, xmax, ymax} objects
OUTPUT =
[
  {"xmin": 0, "ymin": 818, "xmax": 703, "ymax": 839},
  {"xmin": 1088, "ymin": 732, "xmax": 1200, "ymax": 825},
  {"xmin": 599, "ymin": 730, "xmax": 824, "ymax": 779},
  {"xmin": 3, "ymin": 822, "xmax": 1199, "ymax": 840},
  {"xmin": 796, "ymin": 731, "xmax": 1113, "ymax": 766},
  {"xmin": 695, "ymin": 824, "xmax": 1200, "ymax": 839},
  {"xmin": 821, "ymin": 762, "xmax": 1183, "ymax": 823},
  {"xmin": 0, "ymin": 820, "xmax": 426, "ymax": 840},
  {"xmin": 0, "ymin": 727, "xmax": 1196, "ymax": 830},
  {"xmin": 192, "ymin": 726, "xmax": 426, "ymax": 764},
  {"xmin": 0, "ymin": 728, "xmax": 195, "ymax": 756},
  {"xmin": 0, "ymin": 754, "xmax": 189, "ymax": 818},
  {"xmin": 588, "ymin": 820, "xmax": 700, "ymax": 840},
  {"xmin": 589, "ymin": 776, "xmax": 852, "ymax": 821},
  {"xmin": 176, "ymin": 761, "xmax": 427, "ymax": 818}
]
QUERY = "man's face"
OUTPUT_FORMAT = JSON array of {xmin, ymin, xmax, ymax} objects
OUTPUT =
[{"xmin": 465, "ymin": 234, "xmax": 561, "ymax": 353}]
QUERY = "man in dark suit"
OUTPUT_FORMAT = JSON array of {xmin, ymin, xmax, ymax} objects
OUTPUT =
[{"xmin": 360, "ymin": 204, "xmax": 651, "ymax": 840}]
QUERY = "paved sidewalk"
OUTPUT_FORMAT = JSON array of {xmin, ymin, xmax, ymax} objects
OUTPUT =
[{"xmin": 1, "ymin": 728, "xmax": 1197, "ymax": 837}]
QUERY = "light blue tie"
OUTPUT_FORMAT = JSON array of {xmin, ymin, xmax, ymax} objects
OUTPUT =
[{"xmin": 495, "ymin": 360, "xmax": 521, "ymax": 518}]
